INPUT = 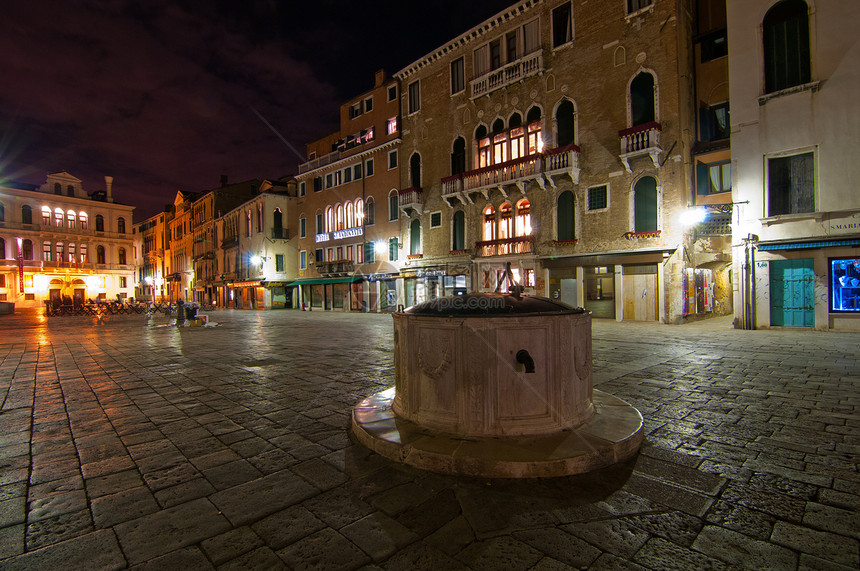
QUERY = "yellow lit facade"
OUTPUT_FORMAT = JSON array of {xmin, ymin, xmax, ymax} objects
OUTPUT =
[{"xmin": 0, "ymin": 172, "xmax": 135, "ymax": 309}]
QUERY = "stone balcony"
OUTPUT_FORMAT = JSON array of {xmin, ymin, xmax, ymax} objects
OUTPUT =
[
  {"xmin": 398, "ymin": 187, "xmax": 423, "ymax": 215},
  {"xmin": 470, "ymin": 51, "xmax": 543, "ymax": 99},
  {"xmin": 475, "ymin": 235, "xmax": 535, "ymax": 257},
  {"xmin": 440, "ymin": 145, "xmax": 580, "ymax": 206},
  {"xmin": 618, "ymin": 122, "xmax": 662, "ymax": 172}
]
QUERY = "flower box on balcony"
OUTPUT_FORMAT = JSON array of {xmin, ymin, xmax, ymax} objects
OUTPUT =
[
  {"xmin": 552, "ymin": 239, "xmax": 578, "ymax": 246},
  {"xmin": 449, "ymin": 249, "xmax": 469, "ymax": 255},
  {"xmin": 624, "ymin": 230, "xmax": 662, "ymax": 239},
  {"xmin": 407, "ymin": 254, "xmax": 423, "ymax": 260}
]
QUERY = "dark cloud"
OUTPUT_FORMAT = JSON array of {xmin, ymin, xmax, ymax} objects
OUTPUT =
[{"xmin": 0, "ymin": 0, "xmax": 513, "ymax": 221}]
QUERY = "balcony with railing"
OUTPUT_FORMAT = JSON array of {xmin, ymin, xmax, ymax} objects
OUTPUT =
[
  {"xmin": 618, "ymin": 122, "xmax": 662, "ymax": 172},
  {"xmin": 471, "ymin": 51, "xmax": 543, "ymax": 99},
  {"xmin": 271, "ymin": 227, "xmax": 289, "ymax": 240},
  {"xmin": 316, "ymin": 259, "xmax": 354, "ymax": 276},
  {"xmin": 542, "ymin": 144, "xmax": 581, "ymax": 185},
  {"xmin": 475, "ymin": 235, "xmax": 535, "ymax": 257},
  {"xmin": 298, "ymin": 150, "xmax": 341, "ymax": 175},
  {"xmin": 442, "ymin": 144, "xmax": 583, "ymax": 201},
  {"xmin": 463, "ymin": 154, "xmax": 542, "ymax": 198},
  {"xmin": 398, "ymin": 187, "xmax": 423, "ymax": 215}
]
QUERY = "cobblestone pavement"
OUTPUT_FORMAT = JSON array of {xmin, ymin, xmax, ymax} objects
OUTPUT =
[{"xmin": 0, "ymin": 308, "xmax": 857, "ymax": 570}]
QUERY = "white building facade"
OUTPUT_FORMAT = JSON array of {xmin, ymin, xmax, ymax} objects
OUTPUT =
[
  {"xmin": 729, "ymin": 0, "xmax": 860, "ymax": 329},
  {"xmin": 0, "ymin": 172, "xmax": 135, "ymax": 309}
]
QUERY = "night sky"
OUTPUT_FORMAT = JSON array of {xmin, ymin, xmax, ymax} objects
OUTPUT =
[{"xmin": 0, "ymin": 0, "xmax": 515, "ymax": 221}]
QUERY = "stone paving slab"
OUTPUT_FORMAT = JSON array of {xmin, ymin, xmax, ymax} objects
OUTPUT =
[{"xmin": 0, "ymin": 309, "xmax": 857, "ymax": 569}]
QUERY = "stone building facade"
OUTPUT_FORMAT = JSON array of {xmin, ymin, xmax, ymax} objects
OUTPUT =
[{"xmin": 393, "ymin": 0, "xmax": 723, "ymax": 322}]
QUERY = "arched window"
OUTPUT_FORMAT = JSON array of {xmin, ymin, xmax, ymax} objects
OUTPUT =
[
  {"xmin": 42, "ymin": 206, "xmax": 51, "ymax": 225},
  {"xmin": 246, "ymin": 210, "xmax": 252, "ymax": 237},
  {"xmin": 557, "ymin": 191, "xmax": 576, "ymax": 241},
  {"xmin": 21, "ymin": 205, "xmax": 32, "ymax": 225},
  {"xmin": 630, "ymin": 72, "xmax": 656, "ymax": 126},
  {"xmin": 388, "ymin": 191, "xmax": 399, "ymax": 221},
  {"xmin": 42, "ymin": 241, "xmax": 51, "ymax": 261},
  {"xmin": 410, "ymin": 219, "xmax": 421, "ymax": 255},
  {"xmin": 365, "ymin": 198, "xmax": 375, "ymax": 225},
  {"xmin": 492, "ymin": 119, "xmax": 507, "ymax": 164},
  {"xmin": 325, "ymin": 206, "xmax": 334, "ymax": 232},
  {"xmin": 67, "ymin": 243, "xmax": 75, "ymax": 263},
  {"xmin": 355, "ymin": 199, "xmax": 365, "ymax": 226},
  {"xmin": 483, "ymin": 206, "xmax": 496, "ymax": 241},
  {"xmin": 118, "ymin": 247, "xmax": 127, "ymax": 265},
  {"xmin": 54, "ymin": 208, "xmax": 64, "ymax": 227},
  {"xmin": 764, "ymin": 0, "xmax": 810, "ymax": 93},
  {"xmin": 95, "ymin": 214, "xmax": 104, "ymax": 232},
  {"xmin": 634, "ymin": 176, "xmax": 658, "ymax": 232},
  {"xmin": 452, "ymin": 211, "xmax": 466, "ymax": 251},
  {"xmin": 346, "ymin": 202, "xmax": 355, "ymax": 228},
  {"xmin": 335, "ymin": 204, "xmax": 344, "ymax": 231},
  {"xmin": 410, "ymin": 153, "xmax": 421, "ymax": 188},
  {"xmin": 79, "ymin": 212, "xmax": 88, "ymax": 230},
  {"xmin": 67, "ymin": 185, "xmax": 74, "ymax": 197},
  {"xmin": 515, "ymin": 199, "xmax": 531, "ymax": 237},
  {"xmin": 117, "ymin": 217, "xmax": 126, "ymax": 233},
  {"xmin": 451, "ymin": 137, "xmax": 466, "ymax": 175},
  {"xmin": 54, "ymin": 183, "xmax": 62, "ymax": 195},
  {"xmin": 476, "ymin": 125, "xmax": 491, "ymax": 168},
  {"xmin": 499, "ymin": 203, "xmax": 513, "ymax": 240},
  {"xmin": 256, "ymin": 204, "xmax": 263, "ymax": 233},
  {"xmin": 55, "ymin": 242, "xmax": 64, "ymax": 262},
  {"xmin": 79, "ymin": 244, "xmax": 87, "ymax": 263},
  {"xmin": 22, "ymin": 239, "xmax": 33, "ymax": 260},
  {"xmin": 527, "ymin": 106, "xmax": 543, "ymax": 154},
  {"xmin": 96, "ymin": 245, "xmax": 106, "ymax": 264},
  {"xmin": 510, "ymin": 114, "xmax": 525, "ymax": 160},
  {"xmin": 67, "ymin": 210, "xmax": 76, "ymax": 229},
  {"xmin": 273, "ymin": 208, "xmax": 283, "ymax": 233},
  {"xmin": 556, "ymin": 100, "xmax": 576, "ymax": 147}
]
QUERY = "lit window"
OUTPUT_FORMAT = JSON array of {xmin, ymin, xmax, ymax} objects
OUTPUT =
[
  {"xmin": 386, "ymin": 117, "xmax": 398, "ymax": 135},
  {"xmin": 483, "ymin": 206, "xmax": 496, "ymax": 241}
]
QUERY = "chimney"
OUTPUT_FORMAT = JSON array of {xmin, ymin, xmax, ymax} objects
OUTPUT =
[
  {"xmin": 104, "ymin": 176, "xmax": 114, "ymax": 203},
  {"xmin": 220, "ymin": 175, "xmax": 228, "ymax": 187},
  {"xmin": 374, "ymin": 69, "xmax": 387, "ymax": 88}
]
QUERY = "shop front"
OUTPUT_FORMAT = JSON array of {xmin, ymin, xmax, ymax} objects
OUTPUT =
[
  {"xmin": 290, "ymin": 277, "xmax": 362, "ymax": 312},
  {"xmin": 543, "ymin": 251, "xmax": 674, "ymax": 322},
  {"xmin": 754, "ymin": 237, "xmax": 860, "ymax": 330}
]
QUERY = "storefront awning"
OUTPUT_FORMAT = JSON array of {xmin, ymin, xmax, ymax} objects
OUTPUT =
[
  {"xmin": 757, "ymin": 238, "xmax": 860, "ymax": 251},
  {"xmin": 287, "ymin": 277, "xmax": 362, "ymax": 286}
]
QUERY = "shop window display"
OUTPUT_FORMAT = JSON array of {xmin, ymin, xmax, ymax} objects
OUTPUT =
[{"xmin": 830, "ymin": 258, "xmax": 860, "ymax": 313}]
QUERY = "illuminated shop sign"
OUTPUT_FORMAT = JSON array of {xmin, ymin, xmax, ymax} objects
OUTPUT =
[
  {"xmin": 333, "ymin": 227, "xmax": 363, "ymax": 240},
  {"xmin": 315, "ymin": 227, "xmax": 364, "ymax": 242}
]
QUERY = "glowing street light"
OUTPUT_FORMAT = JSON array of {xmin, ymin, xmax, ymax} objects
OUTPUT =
[{"xmin": 679, "ymin": 206, "xmax": 707, "ymax": 228}]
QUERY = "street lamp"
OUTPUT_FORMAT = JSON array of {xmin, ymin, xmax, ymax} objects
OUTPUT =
[{"xmin": 679, "ymin": 206, "xmax": 707, "ymax": 228}]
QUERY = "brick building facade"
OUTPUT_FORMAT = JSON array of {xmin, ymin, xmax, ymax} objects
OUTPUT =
[{"xmin": 393, "ymin": 0, "xmax": 727, "ymax": 321}]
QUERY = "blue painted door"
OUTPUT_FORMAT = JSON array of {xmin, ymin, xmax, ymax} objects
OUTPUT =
[{"xmin": 770, "ymin": 259, "xmax": 814, "ymax": 327}]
